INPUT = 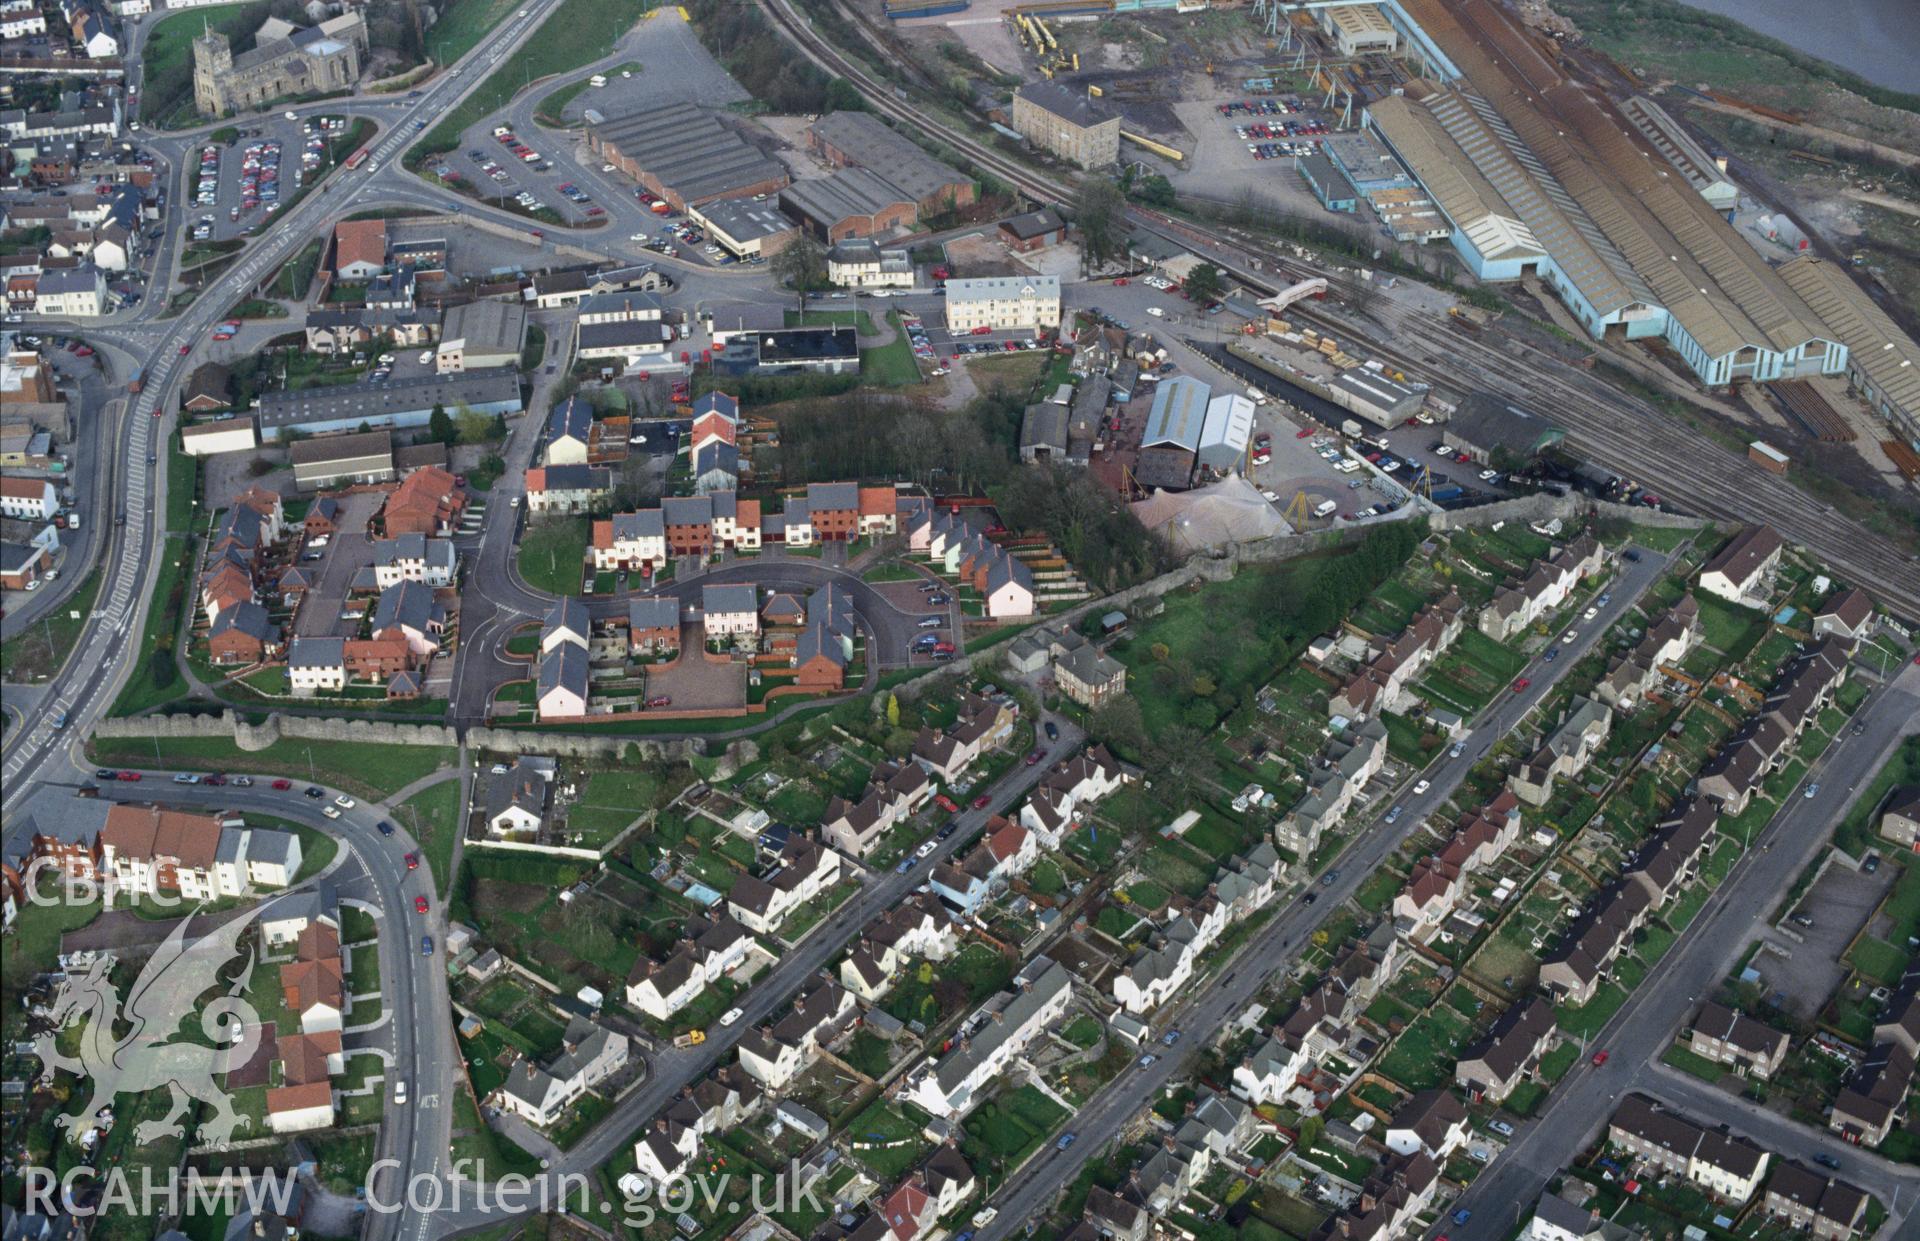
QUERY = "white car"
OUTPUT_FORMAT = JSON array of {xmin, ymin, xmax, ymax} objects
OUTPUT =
[
  {"xmin": 719, "ymin": 1007, "xmax": 744, "ymax": 1027},
  {"xmin": 1479, "ymin": 469, "xmax": 1500, "ymax": 481},
  {"xmin": 393, "ymin": 1080, "xmax": 408, "ymax": 1105},
  {"xmin": 915, "ymin": 841, "xmax": 936, "ymax": 859},
  {"xmin": 323, "ymin": 805, "xmax": 342, "ymax": 820},
  {"xmin": 1413, "ymin": 779, "xmax": 1430, "ymax": 795},
  {"xmin": 1561, "ymin": 630, "xmax": 1578, "ymax": 645},
  {"xmin": 1146, "ymin": 306, "xmax": 1165, "ymax": 317},
  {"xmin": 418, "ymin": 351, "xmax": 434, "ymax": 365},
  {"xmin": 1584, "ymin": 606, "xmax": 1599, "ymax": 620},
  {"xmin": 377, "ymin": 354, "xmax": 394, "ymax": 365},
  {"xmin": 335, "ymin": 794, "xmax": 356, "ymax": 809}
]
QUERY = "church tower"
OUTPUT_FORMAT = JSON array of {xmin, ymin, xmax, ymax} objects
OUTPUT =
[{"xmin": 191, "ymin": 25, "xmax": 233, "ymax": 118}]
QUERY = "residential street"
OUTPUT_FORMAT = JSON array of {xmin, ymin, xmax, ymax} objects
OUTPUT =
[
  {"xmin": 972, "ymin": 544, "xmax": 1674, "ymax": 1241},
  {"xmin": 1450, "ymin": 656, "xmax": 1920, "ymax": 1239}
]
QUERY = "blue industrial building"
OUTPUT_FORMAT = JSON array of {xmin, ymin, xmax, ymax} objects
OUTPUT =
[{"xmin": 1297, "ymin": 153, "xmax": 1358, "ymax": 214}]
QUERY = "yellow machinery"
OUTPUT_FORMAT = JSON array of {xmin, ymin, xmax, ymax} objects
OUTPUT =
[
  {"xmin": 1284, "ymin": 490, "xmax": 1314, "ymax": 527},
  {"xmin": 1121, "ymin": 131, "xmax": 1185, "ymax": 162},
  {"xmin": 1036, "ymin": 16, "xmax": 1058, "ymax": 49}
]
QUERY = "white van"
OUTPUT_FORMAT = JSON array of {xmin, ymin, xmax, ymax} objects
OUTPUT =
[
  {"xmin": 589, "ymin": 74, "xmax": 608, "ymax": 87},
  {"xmin": 1313, "ymin": 499, "xmax": 1338, "ymax": 519}
]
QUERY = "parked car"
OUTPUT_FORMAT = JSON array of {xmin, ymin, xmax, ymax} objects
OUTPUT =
[
  {"xmin": 272, "ymin": 778, "xmax": 292, "ymax": 790},
  {"xmin": 971, "ymin": 795, "xmax": 991, "ymax": 810},
  {"xmin": 720, "ymin": 1007, "xmax": 744, "ymax": 1026},
  {"xmin": 377, "ymin": 821, "xmax": 395, "ymax": 836},
  {"xmin": 404, "ymin": 853, "xmax": 420, "ymax": 870}
]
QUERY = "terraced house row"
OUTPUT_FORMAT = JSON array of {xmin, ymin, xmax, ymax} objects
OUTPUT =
[{"xmin": 591, "ymin": 482, "xmax": 906, "ymax": 571}]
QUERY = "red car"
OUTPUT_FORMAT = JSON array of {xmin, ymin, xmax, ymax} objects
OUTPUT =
[
  {"xmin": 1512, "ymin": 677, "xmax": 1531, "ymax": 692},
  {"xmin": 970, "ymin": 326, "xmax": 992, "ymax": 336},
  {"xmin": 178, "ymin": 345, "xmax": 190, "ymax": 355},
  {"xmin": 1025, "ymin": 750, "xmax": 1044, "ymax": 766},
  {"xmin": 404, "ymin": 853, "xmax": 420, "ymax": 871},
  {"xmin": 272, "ymin": 778, "xmax": 292, "ymax": 790},
  {"xmin": 935, "ymin": 794, "xmax": 959, "ymax": 813},
  {"xmin": 1454, "ymin": 452, "xmax": 1471, "ymax": 464},
  {"xmin": 972, "ymin": 795, "xmax": 991, "ymax": 810},
  {"xmin": 1114, "ymin": 277, "xmax": 1128, "ymax": 286},
  {"xmin": 933, "ymin": 641, "xmax": 956, "ymax": 655},
  {"xmin": 1295, "ymin": 427, "xmax": 1314, "ymax": 439},
  {"xmin": 414, "ymin": 896, "xmax": 429, "ymax": 914},
  {"xmin": 116, "ymin": 770, "xmax": 143, "ymax": 782},
  {"xmin": 647, "ymin": 695, "xmax": 672, "ymax": 708},
  {"xmin": 1590, "ymin": 1050, "xmax": 1609, "ymax": 1067}
]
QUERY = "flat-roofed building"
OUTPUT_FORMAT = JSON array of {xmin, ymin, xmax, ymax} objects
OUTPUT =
[
  {"xmin": 688, "ymin": 197, "xmax": 798, "ymax": 259},
  {"xmin": 587, "ymin": 102, "xmax": 790, "ymax": 212}
]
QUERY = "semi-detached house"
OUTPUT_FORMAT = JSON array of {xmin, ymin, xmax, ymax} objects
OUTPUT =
[
  {"xmin": 1608, "ymin": 1094, "xmax": 1770, "ymax": 1203},
  {"xmin": 1688, "ymin": 1000, "xmax": 1789, "ymax": 1079},
  {"xmin": 726, "ymin": 839, "xmax": 842, "ymax": 935},
  {"xmin": 901, "ymin": 955, "xmax": 1071, "ymax": 1118},
  {"xmin": 736, "ymin": 978, "xmax": 854, "ymax": 1091},
  {"xmin": 623, "ymin": 913, "xmax": 752, "ymax": 1021},
  {"xmin": 1478, "ymin": 535, "xmax": 1604, "ymax": 641},
  {"xmin": 1454, "ymin": 994, "xmax": 1557, "ymax": 1103},
  {"xmin": 496, "ymin": 1016, "xmax": 629, "ymax": 1128}
]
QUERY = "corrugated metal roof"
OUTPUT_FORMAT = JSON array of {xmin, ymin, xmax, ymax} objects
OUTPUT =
[
  {"xmin": 1368, "ymin": 95, "xmax": 1544, "ymax": 263},
  {"xmin": 1143, "ymin": 376, "xmax": 1210, "ymax": 451},
  {"xmin": 1778, "ymin": 257, "xmax": 1920, "ymax": 428}
]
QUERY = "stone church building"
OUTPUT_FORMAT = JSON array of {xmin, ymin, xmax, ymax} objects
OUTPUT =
[{"xmin": 192, "ymin": 13, "xmax": 369, "ymax": 117}]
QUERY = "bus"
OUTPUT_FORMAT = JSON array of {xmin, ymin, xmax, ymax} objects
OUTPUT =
[{"xmin": 343, "ymin": 146, "xmax": 371, "ymax": 171}]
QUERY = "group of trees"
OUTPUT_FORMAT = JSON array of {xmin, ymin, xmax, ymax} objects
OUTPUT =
[
  {"xmin": 683, "ymin": 0, "xmax": 863, "ymax": 114},
  {"xmin": 424, "ymin": 401, "xmax": 506, "ymax": 447},
  {"xmin": 773, "ymin": 387, "xmax": 1026, "ymax": 495},
  {"xmin": 996, "ymin": 464, "xmax": 1172, "ymax": 594}
]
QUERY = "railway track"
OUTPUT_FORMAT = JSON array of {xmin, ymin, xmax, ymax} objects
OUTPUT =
[{"xmin": 754, "ymin": 0, "xmax": 1920, "ymax": 620}]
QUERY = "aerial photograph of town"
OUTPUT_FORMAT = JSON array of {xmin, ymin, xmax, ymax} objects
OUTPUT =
[{"xmin": 0, "ymin": 0, "xmax": 1917, "ymax": 1239}]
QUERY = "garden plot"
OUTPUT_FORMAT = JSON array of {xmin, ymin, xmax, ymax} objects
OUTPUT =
[{"xmin": 450, "ymin": 854, "xmax": 645, "ymax": 996}]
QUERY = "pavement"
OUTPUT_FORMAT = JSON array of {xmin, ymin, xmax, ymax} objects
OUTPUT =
[
  {"xmin": 406, "ymin": 707, "xmax": 1088, "ymax": 1231},
  {"xmin": 1449, "ymin": 656, "xmax": 1920, "ymax": 1240},
  {"xmin": 969, "ymin": 542, "xmax": 1674, "ymax": 1241},
  {"xmin": 89, "ymin": 773, "xmax": 446, "ymax": 1241},
  {"xmin": 0, "ymin": 7, "xmax": 578, "ymax": 1241}
]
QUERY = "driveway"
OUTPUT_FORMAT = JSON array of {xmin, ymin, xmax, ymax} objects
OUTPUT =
[
  {"xmin": 642, "ymin": 643, "xmax": 744, "ymax": 711},
  {"xmin": 292, "ymin": 490, "xmax": 384, "ymax": 638}
]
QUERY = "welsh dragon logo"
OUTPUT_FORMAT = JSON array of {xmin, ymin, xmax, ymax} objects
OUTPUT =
[{"xmin": 34, "ymin": 906, "xmax": 266, "ymax": 1148}]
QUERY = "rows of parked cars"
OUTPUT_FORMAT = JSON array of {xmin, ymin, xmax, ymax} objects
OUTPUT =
[
  {"xmin": 234, "ymin": 138, "xmax": 283, "ymax": 217},
  {"xmin": 1216, "ymin": 96, "xmax": 1316, "ymax": 117}
]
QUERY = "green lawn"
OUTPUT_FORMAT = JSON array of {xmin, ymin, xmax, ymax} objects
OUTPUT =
[
  {"xmin": 518, "ymin": 518, "xmax": 591, "ymax": 595},
  {"xmin": 88, "ymin": 736, "xmax": 456, "ymax": 802},
  {"xmin": 567, "ymin": 768, "xmax": 659, "ymax": 848},
  {"xmin": 407, "ymin": 0, "xmax": 655, "ymax": 171},
  {"xmin": 861, "ymin": 561, "xmax": 924, "ymax": 584},
  {"xmin": 397, "ymin": 779, "xmax": 465, "ymax": 898},
  {"xmin": 860, "ymin": 310, "xmax": 924, "ymax": 387},
  {"xmin": 139, "ymin": 1, "xmax": 256, "ymax": 126},
  {"xmin": 1, "ymin": 565, "xmax": 102, "ymax": 682},
  {"xmin": 427, "ymin": 0, "xmax": 524, "ymax": 64}
]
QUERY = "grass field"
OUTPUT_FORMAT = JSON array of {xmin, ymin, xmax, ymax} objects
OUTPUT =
[
  {"xmin": 89, "ymin": 736, "xmax": 457, "ymax": 802},
  {"xmin": 568, "ymin": 768, "xmax": 658, "ymax": 847},
  {"xmin": 1, "ymin": 566, "xmax": 102, "ymax": 683},
  {"xmin": 428, "ymin": 0, "xmax": 524, "ymax": 64},
  {"xmin": 407, "ymin": 0, "xmax": 654, "ymax": 170},
  {"xmin": 397, "ymin": 779, "xmax": 465, "ymax": 897},
  {"xmin": 860, "ymin": 310, "xmax": 924, "ymax": 387},
  {"xmin": 517, "ymin": 517, "xmax": 590, "ymax": 595},
  {"xmin": 139, "ymin": 1, "xmax": 258, "ymax": 127}
]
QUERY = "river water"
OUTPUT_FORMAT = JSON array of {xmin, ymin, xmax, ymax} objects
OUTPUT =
[{"xmin": 1668, "ymin": 0, "xmax": 1920, "ymax": 94}]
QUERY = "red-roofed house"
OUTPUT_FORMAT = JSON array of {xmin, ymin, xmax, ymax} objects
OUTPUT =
[
  {"xmin": 857, "ymin": 486, "xmax": 899, "ymax": 537},
  {"xmin": 334, "ymin": 219, "xmax": 388, "ymax": 280},
  {"xmin": 879, "ymin": 1175, "xmax": 935, "ymax": 1241},
  {"xmin": 266, "ymin": 1081, "xmax": 334, "ymax": 1133},
  {"xmin": 383, "ymin": 466, "xmax": 465, "ymax": 536},
  {"xmin": 96, "ymin": 804, "xmax": 226, "ymax": 901},
  {"xmin": 983, "ymin": 819, "xmax": 1037, "ymax": 879}
]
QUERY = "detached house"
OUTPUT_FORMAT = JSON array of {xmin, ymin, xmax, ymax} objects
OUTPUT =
[{"xmin": 1698, "ymin": 525, "xmax": 1784, "ymax": 606}]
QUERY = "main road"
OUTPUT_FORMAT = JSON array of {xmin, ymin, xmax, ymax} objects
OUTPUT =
[
  {"xmin": 92, "ymin": 774, "xmax": 449, "ymax": 1241},
  {"xmin": 0, "ymin": 5, "xmax": 586, "ymax": 1239}
]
